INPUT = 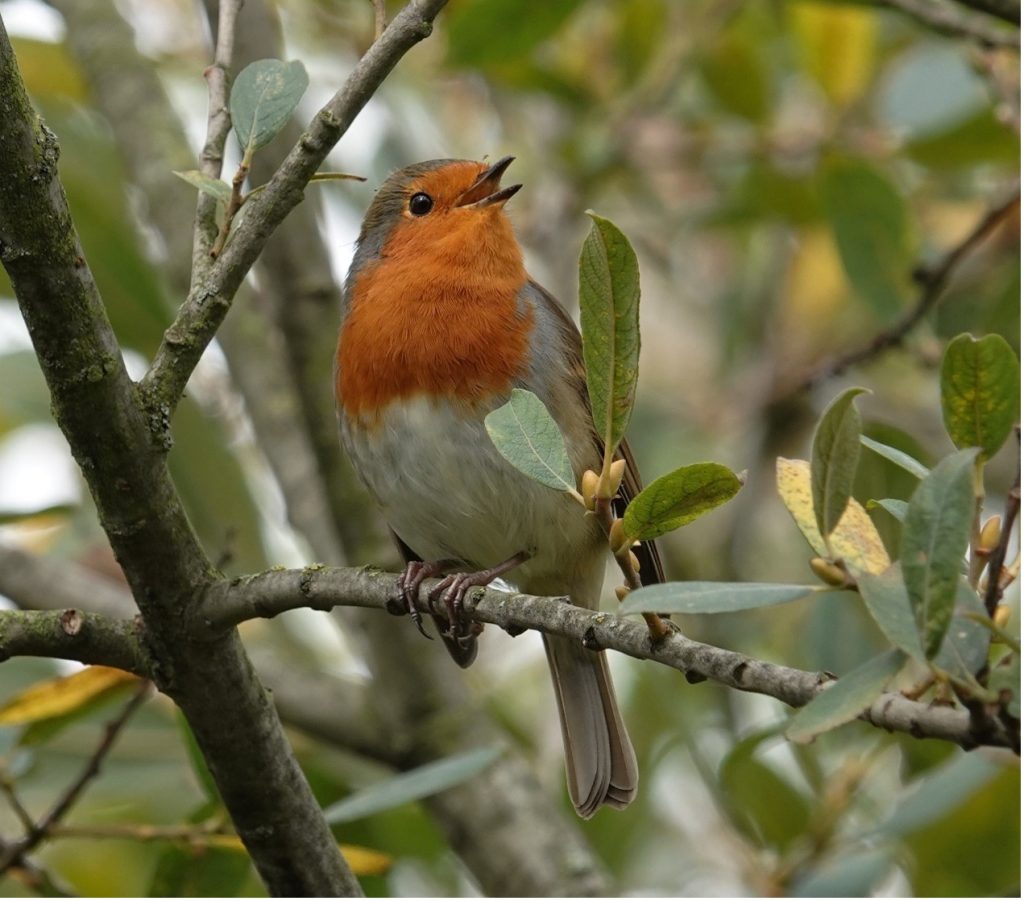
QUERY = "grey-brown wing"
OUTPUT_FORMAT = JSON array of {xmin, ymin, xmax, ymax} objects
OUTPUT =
[{"xmin": 527, "ymin": 281, "xmax": 665, "ymax": 587}]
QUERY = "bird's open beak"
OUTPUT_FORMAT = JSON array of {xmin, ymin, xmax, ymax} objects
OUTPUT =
[{"xmin": 455, "ymin": 156, "xmax": 522, "ymax": 209}]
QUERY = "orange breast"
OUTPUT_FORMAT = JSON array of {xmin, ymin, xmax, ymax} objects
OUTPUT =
[{"xmin": 336, "ymin": 210, "xmax": 532, "ymax": 422}]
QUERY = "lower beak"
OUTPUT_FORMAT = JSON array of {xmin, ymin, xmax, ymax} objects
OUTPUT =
[{"xmin": 455, "ymin": 156, "xmax": 522, "ymax": 209}]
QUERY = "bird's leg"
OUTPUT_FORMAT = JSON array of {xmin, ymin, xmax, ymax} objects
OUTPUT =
[
  {"xmin": 396, "ymin": 558, "xmax": 459, "ymax": 639},
  {"xmin": 428, "ymin": 551, "xmax": 531, "ymax": 642}
]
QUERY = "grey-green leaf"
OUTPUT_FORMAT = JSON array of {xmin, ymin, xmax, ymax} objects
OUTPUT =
[
  {"xmin": 940, "ymin": 332, "xmax": 1020, "ymax": 460},
  {"xmin": 811, "ymin": 387, "xmax": 868, "ymax": 541},
  {"xmin": 858, "ymin": 565, "xmax": 924, "ymax": 661},
  {"xmin": 230, "ymin": 59, "xmax": 309, "ymax": 153},
  {"xmin": 988, "ymin": 651, "xmax": 1020, "ymax": 719},
  {"xmin": 485, "ymin": 389, "xmax": 576, "ymax": 493},
  {"xmin": 866, "ymin": 498, "xmax": 909, "ymax": 521},
  {"xmin": 860, "ymin": 435, "xmax": 929, "ymax": 479},
  {"xmin": 621, "ymin": 582, "xmax": 822, "ymax": 615},
  {"xmin": 933, "ymin": 581, "xmax": 991, "ymax": 681},
  {"xmin": 622, "ymin": 462, "xmax": 741, "ymax": 542},
  {"xmin": 786, "ymin": 649, "xmax": 906, "ymax": 743},
  {"xmin": 172, "ymin": 169, "xmax": 232, "ymax": 202},
  {"xmin": 899, "ymin": 448, "xmax": 978, "ymax": 658},
  {"xmin": 578, "ymin": 212, "xmax": 641, "ymax": 456},
  {"xmin": 323, "ymin": 747, "xmax": 502, "ymax": 823}
]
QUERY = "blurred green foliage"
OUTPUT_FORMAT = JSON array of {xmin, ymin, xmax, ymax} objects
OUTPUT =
[{"xmin": 0, "ymin": 0, "xmax": 1018, "ymax": 896}]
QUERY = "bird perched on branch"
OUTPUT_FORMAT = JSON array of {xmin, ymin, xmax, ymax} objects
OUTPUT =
[{"xmin": 335, "ymin": 157, "xmax": 662, "ymax": 818}]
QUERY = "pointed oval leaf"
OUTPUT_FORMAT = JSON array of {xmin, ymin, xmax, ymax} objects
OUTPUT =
[
  {"xmin": 621, "ymin": 582, "xmax": 822, "ymax": 615},
  {"xmin": 858, "ymin": 565, "xmax": 924, "ymax": 661},
  {"xmin": 989, "ymin": 651, "xmax": 1020, "ymax": 719},
  {"xmin": 323, "ymin": 746, "xmax": 503, "ymax": 823},
  {"xmin": 900, "ymin": 448, "xmax": 978, "ymax": 658},
  {"xmin": 0, "ymin": 665, "xmax": 137, "ymax": 725},
  {"xmin": 622, "ymin": 462, "xmax": 740, "ymax": 542},
  {"xmin": 578, "ymin": 212, "xmax": 641, "ymax": 456},
  {"xmin": 940, "ymin": 332, "xmax": 1020, "ymax": 460},
  {"xmin": 867, "ymin": 498, "xmax": 908, "ymax": 521},
  {"xmin": 173, "ymin": 170, "xmax": 231, "ymax": 202},
  {"xmin": 861, "ymin": 434, "xmax": 929, "ymax": 479},
  {"xmin": 786, "ymin": 649, "xmax": 906, "ymax": 743},
  {"xmin": 932, "ymin": 581, "xmax": 991, "ymax": 681},
  {"xmin": 230, "ymin": 59, "xmax": 309, "ymax": 153},
  {"xmin": 485, "ymin": 389, "xmax": 576, "ymax": 492},
  {"xmin": 811, "ymin": 387, "xmax": 869, "ymax": 540},
  {"xmin": 778, "ymin": 457, "xmax": 889, "ymax": 574}
]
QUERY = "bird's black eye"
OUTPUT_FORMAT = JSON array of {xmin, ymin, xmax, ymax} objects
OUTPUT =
[{"xmin": 409, "ymin": 192, "xmax": 433, "ymax": 216}]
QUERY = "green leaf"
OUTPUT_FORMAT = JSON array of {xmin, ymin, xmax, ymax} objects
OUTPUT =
[
  {"xmin": 821, "ymin": 160, "xmax": 913, "ymax": 317},
  {"xmin": 324, "ymin": 747, "xmax": 502, "ymax": 824},
  {"xmin": 811, "ymin": 387, "xmax": 869, "ymax": 540},
  {"xmin": 622, "ymin": 462, "xmax": 741, "ymax": 542},
  {"xmin": 989, "ymin": 652, "xmax": 1020, "ymax": 718},
  {"xmin": 621, "ymin": 582, "xmax": 823, "ymax": 615},
  {"xmin": 867, "ymin": 498, "xmax": 908, "ymax": 521},
  {"xmin": 900, "ymin": 448, "xmax": 978, "ymax": 658},
  {"xmin": 872, "ymin": 752, "xmax": 1001, "ymax": 838},
  {"xmin": 861, "ymin": 435, "xmax": 929, "ymax": 479},
  {"xmin": 446, "ymin": 0, "xmax": 583, "ymax": 69},
  {"xmin": 230, "ymin": 59, "xmax": 309, "ymax": 154},
  {"xmin": 858, "ymin": 565, "xmax": 924, "ymax": 661},
  {"xmin": 940, "ymin": 333, "xmax": 1020, "ymax": 460},
  {"xmin": 484, "ymin": 389, "xmax": 576, "ymax": 493},
  {"xmin": 173, "ymin": 170, "xmax": 231, "ymax": 202},
  {"xmin": 793, "ymin": 847, "xmax": 895, "ymax": 898},
  {"xmin": 719, "ymin": 730, "xmax": 810, "ymax": 851},
  {"xmin": 933, "ymin": 582, "xmax": 991, "ymax": 681},
  {"xmin": 578, "ymin": 212, "xmax": 641, "ymax": 457},
  {"xmin": 786, "ymin": 649, "xmax": 906, "ymax": 743}
]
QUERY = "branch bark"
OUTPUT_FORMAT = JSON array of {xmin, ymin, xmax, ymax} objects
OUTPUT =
[
  {"xmin": 875, "ymin": 0, "xmax": 1020, "ymax": 47},
  {"xmin": 197, "ymin": 565, "xmax": 1016, "ymax": 751},
  {"xmin": 0, "ymin": 17, "xmax": 358, "ymax": 895}
]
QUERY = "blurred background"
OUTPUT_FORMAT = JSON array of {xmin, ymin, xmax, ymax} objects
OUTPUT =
[{"xmin": 0, "ymin": 0, "xmax": 1019, "ymax": 895}]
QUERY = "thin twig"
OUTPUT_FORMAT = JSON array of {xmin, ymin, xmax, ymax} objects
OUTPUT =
[
  {"xmin": 193, "ymin": 0, "xmax": 243, "ymax": 264},
  {"xmin": 984, "ymin": 426, "xmax": 1021, "ymax": 615},
  {"xmin": 950, "ymin": 0, "xmax": 1021, "ymax": 25},
  {"xmin": 372, "ymin": 0, "xmax": 387, "ymax": 38},
  {"xmin": 876, "ymin": 0, "xmax": 1020, "ymax": 48},
  {"xmin": 0, "ymin": 779, "xmax": 36, "ymax": 834},
  {"xmin": 793, "ymin": 189, "xmax": 1020, "ymax": 394},
  {"xmin": 51, "ymin": 818, "xmax": 226, "ymax": 843},
  {"xmin": 0, "ymin": 681, "xmax": 151, "ymax": 872}
]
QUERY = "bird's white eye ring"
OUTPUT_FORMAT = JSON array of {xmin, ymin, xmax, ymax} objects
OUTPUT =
[{"xmin": 409, "ymin": 192, "xmax": 433, "ymax": 216}]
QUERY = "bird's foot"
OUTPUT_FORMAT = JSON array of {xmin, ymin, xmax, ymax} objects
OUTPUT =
[
  {"xmin": 427, "ymin": 551, "xmax": 530, "ymax": 643},
  {"xmin": 394, "ymin": 559, "xmax": 457, "ymax": 640}
]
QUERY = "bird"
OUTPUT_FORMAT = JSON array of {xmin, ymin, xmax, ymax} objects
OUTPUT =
[{"xmin": 334, "ymin": 156, "xmax": 663, "ymax": 818}]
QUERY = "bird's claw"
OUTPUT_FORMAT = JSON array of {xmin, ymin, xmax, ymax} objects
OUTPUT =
[
  {"xmin": 395, "ymin": 560, "xmax": 448, "ymax": 641},
  {"xmin": 428, "ymin": 573, "xmax": 487, "ymax": 644}
]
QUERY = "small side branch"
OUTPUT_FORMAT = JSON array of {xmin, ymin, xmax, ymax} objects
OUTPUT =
[
  {"xmin": 984, "ymin": 428, "xmax": 1021, "ymax": 615},
  {"xmin": 0, "ymin": 609, "xmax": 149, "ymax": 676},
  {"xmin": 196, "ymin": 566, "xmax": 1014, "ymax": 751},
  {"xmin": 793, "ymin": 189, "xmax": 1020, "ymax": 394},
  {"xmin": 0, "ymin": 681, "xmax": 151, "ymax": 872},
  {"xmin": 875, "ymin": 0, "xmax": 1020, "ymax": 47}
]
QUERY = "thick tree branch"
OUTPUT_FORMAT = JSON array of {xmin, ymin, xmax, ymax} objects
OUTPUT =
[
  {"xmin": 951, "ymin": 0, "xmax": 1020, "ymax": 24},
  {"xmin": 198, "ymin": 566, "xmax": 1016, "ymax": 751},
  {"xmin": 0, "ymin": 608, "xmax": 147, "ymax": 675},
  {"xmin": 876, "ymin": 0, "xmax": 1020, "ymax": 47},
  {"xmin": 792, "ymin": 188, "xmax": 1020, "ymax": 394},
  {"xmin": 140, "ymin": 0, "xmax": 449, "ymax": 413},
  {"xmin": 0, "ymin": 20, "xmax": 358, "ymax": 895}
]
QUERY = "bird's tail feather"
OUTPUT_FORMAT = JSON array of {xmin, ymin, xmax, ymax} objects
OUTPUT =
[{"xmin": 543, "ymin": 633, "xmax": 638, "ymax": 818}]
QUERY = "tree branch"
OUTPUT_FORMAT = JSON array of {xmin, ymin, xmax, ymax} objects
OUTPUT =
[
  {"xmin": 950, "ymin": 0, "xmax": 1021, "ymax": 24},
  {"xmin": 0, "ymin": 18, "xmax": 359, "ymax": 895},
  {"xmin": 0, "ymin": 609, "xmax": 147, "ymax": 675},
  {"xmin": 140, "ymin": 0, "xmax": 449, "ymax": 413},
  {"xmin": 792, "ymin": 188, "xmax": 1020, "ymax": 394},
  {"xmin": 197, "ymin": 566, "xmax": 1016, "ymax": 751},
  {"xmin": 984, "ymin": 427, "xmax": 1021, "ymax": 615},
  {"xmin": 875, "ymin": 0, "xmax": 1020, "ymax": 47}
]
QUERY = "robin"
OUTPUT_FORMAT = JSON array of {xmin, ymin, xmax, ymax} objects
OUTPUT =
[{"xmin": 335, "ymin": 157, "xmax": 663, "ymax": 818}]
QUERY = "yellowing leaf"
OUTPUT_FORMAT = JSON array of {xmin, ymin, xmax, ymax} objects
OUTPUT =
[
  {"xmin": 790, "ymin": 2, "xmax": 877, "ymax": 106},
  {"xmin": 777, "ymin": 458, "xmax": 889, "ymax": 575},
  {"xmin": 0, "ymin": 666, "xmax": 137, "ymax": 725},
  {"xmin": 206, "ymin": 835, "xmax": 391, "ymax": 875}
]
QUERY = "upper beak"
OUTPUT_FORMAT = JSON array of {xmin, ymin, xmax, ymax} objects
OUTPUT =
[{"xmin": 455, "ymin": 156, "xmax": 522, "ymax": 209}]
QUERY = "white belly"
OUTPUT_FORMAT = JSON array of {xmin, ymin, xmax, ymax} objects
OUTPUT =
[{"xmin": 340, "ymin": 395, "xmax": 605, "ymax": 599}]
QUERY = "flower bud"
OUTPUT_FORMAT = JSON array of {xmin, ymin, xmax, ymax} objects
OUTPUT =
[
  {"xmin": 581, "ymin": 469, "xmax": 599, "ymax": 511},
  {"xmin": 608, "ymin": 518, "xmax": 627, "ymax": 553},
  {"xmin": 810, "ymin": 557, "xmax": 848, "ymax": 587},
  {"xmin": 979, "ymin": 515, "xmax": 1002, "ymax": 554},
  {"xmin": 614, "ymin": 585, "xmax": 630, "ymax": 603},
  {"xmin": 628, "ymin": 550, "xmax": 642, "ymax": 574},
  {"xmin": 994, "ymin": 604, "xmax": 1011, "ymax": 629}
]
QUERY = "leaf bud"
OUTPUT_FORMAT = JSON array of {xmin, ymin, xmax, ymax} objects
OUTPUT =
[
  {"xmin": 810, "ymin": 557, "xmax": 848, "ymax": 587},
  {"xmin": 614, "ymin": 585, "xmax": 630, "ymax": 603},
  {"xmin": 581, "ymin": 469, "xmax": 600, "ymax": 511},
  {"xmin": 608, "ymin": 518, "xmax": 627, "ymax": 553}
]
